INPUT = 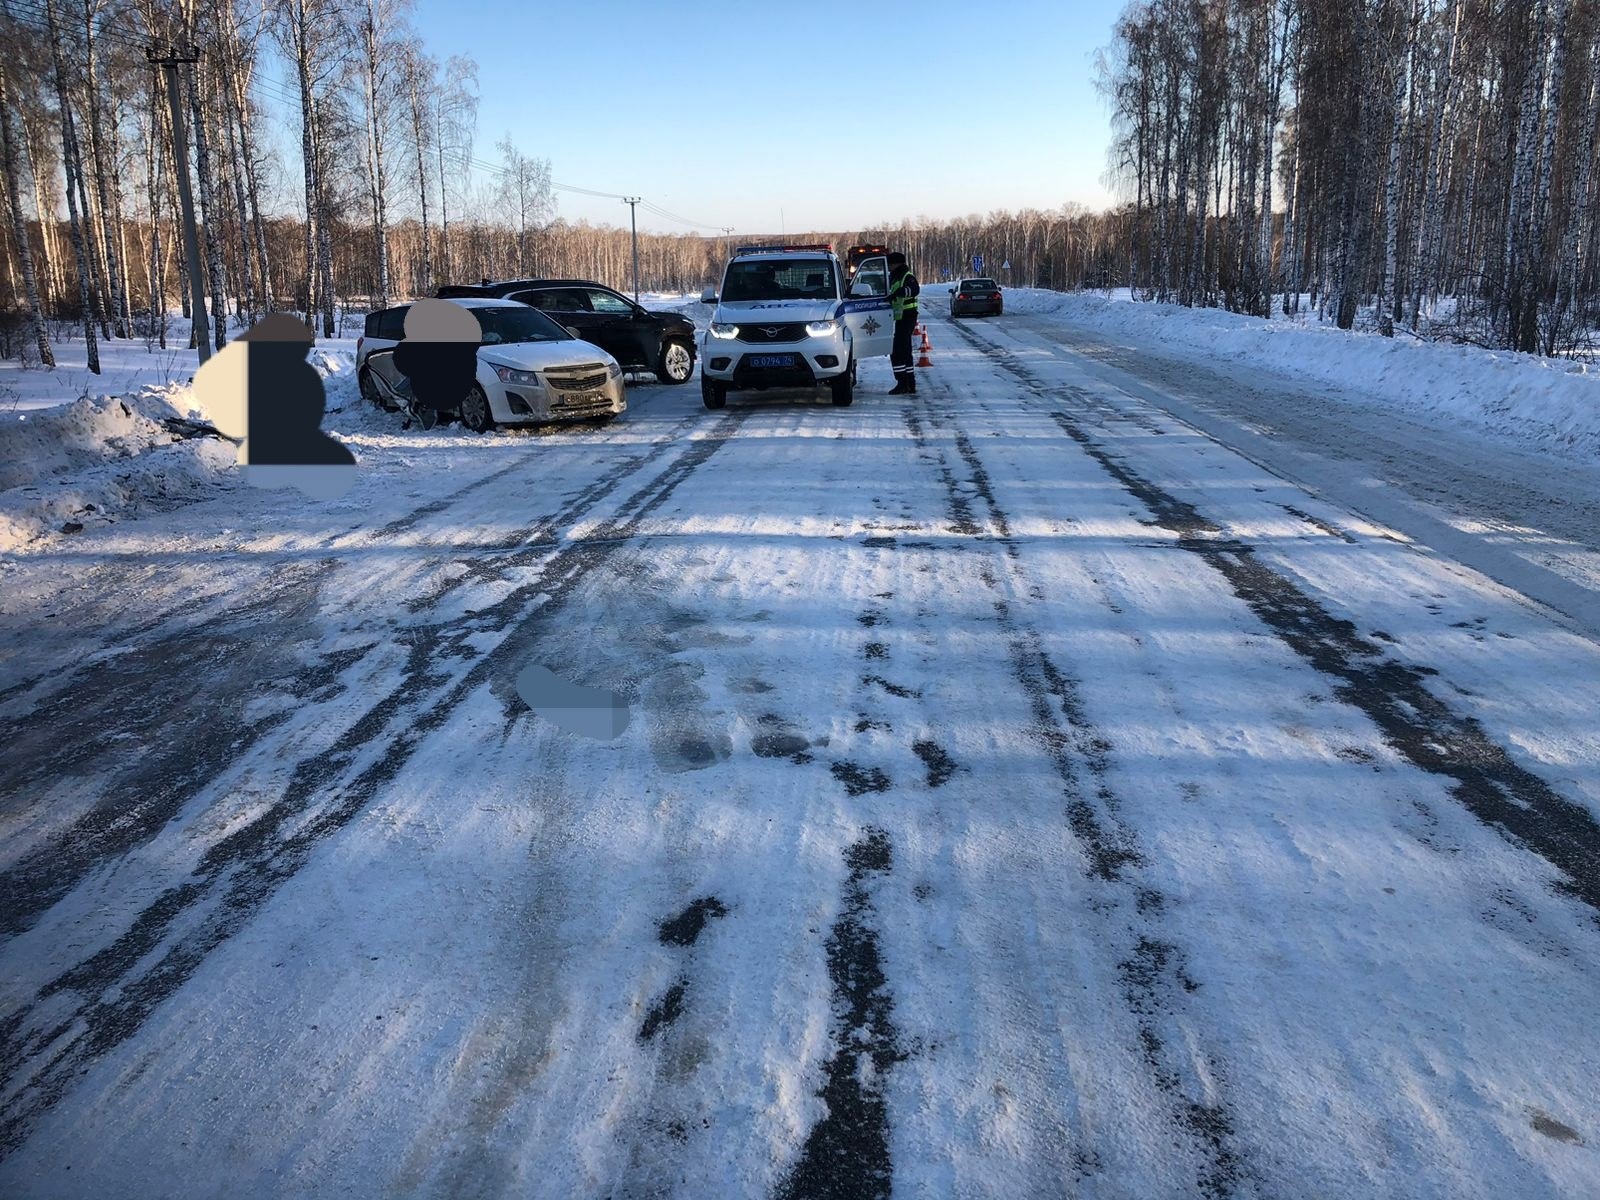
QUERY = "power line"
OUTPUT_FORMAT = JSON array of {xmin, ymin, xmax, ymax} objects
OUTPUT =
[{"xmin": 640, "ymin": 200, "xmax": 726, "ymax": 233}]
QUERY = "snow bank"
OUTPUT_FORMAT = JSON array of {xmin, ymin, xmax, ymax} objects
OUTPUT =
[
  {"xmin": 1002, "ymin": 289, "xmax": 1600, "ymax": 460},
  {"xmin": 0, "ymin": 389, "xmax": 236, "ymax": 551},
  {"xmin": 0, "ymin": 341, "xmax": 361, "ymax": 554}
]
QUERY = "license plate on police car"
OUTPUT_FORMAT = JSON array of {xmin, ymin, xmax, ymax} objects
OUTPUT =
[{"xmin": 748, "ymin": 354, "xmax": 796, "ymax": 369}]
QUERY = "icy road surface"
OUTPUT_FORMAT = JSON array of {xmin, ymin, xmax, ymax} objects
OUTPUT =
[{"xmin": 2, "ymin": 314, "xmax": 1599, "ymax": 1199}]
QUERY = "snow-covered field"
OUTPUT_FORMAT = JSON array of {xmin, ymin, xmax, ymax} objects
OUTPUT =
[{"xmin": 2, "ymin": 294, "xmax": 1599, "ymax": 1198}]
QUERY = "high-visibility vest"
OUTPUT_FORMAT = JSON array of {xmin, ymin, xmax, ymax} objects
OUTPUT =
[{"xmin": 890, "ymin": 270, "xmax": 919, "ymax": 320}]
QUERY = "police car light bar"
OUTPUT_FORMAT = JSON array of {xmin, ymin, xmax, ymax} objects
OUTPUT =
[{"xmin": 734, "ymin": 243, "xmax": 834, "ymax": 254}]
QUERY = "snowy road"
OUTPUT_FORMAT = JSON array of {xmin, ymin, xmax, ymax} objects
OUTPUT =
[{"xmin": 2, "ymin": 315, "xmax": 1598, "ymax": 1198}]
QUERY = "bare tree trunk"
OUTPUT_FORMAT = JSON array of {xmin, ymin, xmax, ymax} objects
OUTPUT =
[
  {"xmin": 218, "ymin": 0, "xmax": 272, "ymax": 313},
  {"xmin": 435, "ymin": 102, "xmax": 451, "ymax": 286},
  {"xmin": 1551, "ymin": 37, "xmax": 1599, "ymax": 351},
  {"xmin": 146, "ymin": 74, "xmax": 167, "ymax": 347},
  {"xmin": 82, "ymin": 0, "xmax": 128, "ymax": 337},
  {"xmin": 1411, "ymin": 0, "xmax": 1461, "ymax": 330},
  {"xmin": 186, "ymin": 54, "xmax": 228, "ymax": 349},
  {"xmin": 312, "ymin": 94, "xmax": 335, "ymax": 337},
  {"xmin": 1378, "ymin": 0, "xmax": 1415, "ymax": 337},
  {"xmin": 16, "ymin": 104, "xmax": 62, "ymax": 311},
  {"xmin": 283, "ymin": 0, "xmax": 319, "ymax": 326},
  {"xmin": 1503, "ymin": 0, "xmax": 1549, "ymax": 349},
  {"xmin": 0, "ymin": 51, "xmax": 54, "ymax": 366},
  {"xmin": 106, "ymin": 68, "xmax": 134, "ymax": 334},
  {"xmin": 1528, "ymin": 0, "xmax": 1572, "ymax": 354},
  {"xmin": 359, "ymin": 0, "xmax": 391, "ymax": 309},
  {"xmin": 406, "ymin": 49, "xmax": 431, "ymax": 296},
  {"xmin": 42, "ymin": 0, "xmax": 98, "ymax": 371},
  {"xmin": 219, "ymin": 73, "xmax": 257, "ymax": 321}
]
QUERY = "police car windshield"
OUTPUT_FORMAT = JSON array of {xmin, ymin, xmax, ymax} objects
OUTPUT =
[
  {"xmin": 722, "ymin": 259, "xmax": 838, "ymax": 302},
  {"xmin": 472, "ymin": 306, "xmax": 570, "ymax": 344}
]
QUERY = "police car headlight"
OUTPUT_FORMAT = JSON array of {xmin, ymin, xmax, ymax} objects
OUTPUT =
[
  {"xmin": 708, "ymin": 322, "xmax": 740, "ymax": 339},
  {"xmin": 805, "ymin": 320, "xmax": 839, "ymax": 337}
]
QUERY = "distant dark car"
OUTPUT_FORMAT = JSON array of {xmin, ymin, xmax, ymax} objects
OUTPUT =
[
  {"xmin": 437, "ymin": 278, "xmax": 696, "ymax": 384},
  {"xmin": 949, "ymin": 278, "xmax": 1003, "ymax": 317}
]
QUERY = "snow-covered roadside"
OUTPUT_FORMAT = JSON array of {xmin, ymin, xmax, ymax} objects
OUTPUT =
[
  {"xmin": 0, "ymin": 297, "xmax": 711, "ymax": 555},
  {"xmin": 0, "ymin": 338, "xmax": 363, "ymax": 554},
  {"xmin": 0, "ymin": 388, "xmax": 235, "ymax": 552},
  {"xmin": 1000, "ymin": 288, "xmax": 1600, "ymax": 461}
]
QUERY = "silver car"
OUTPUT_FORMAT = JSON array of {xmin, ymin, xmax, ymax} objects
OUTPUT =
[{"xmin": 357, "ymin": 297, "xmax": 627, "ymax": 431}]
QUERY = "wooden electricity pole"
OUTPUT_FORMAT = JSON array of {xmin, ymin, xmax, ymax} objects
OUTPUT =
[{"xmin": 147, "ymin": 42, "xmax": 210, "ymax": 363}]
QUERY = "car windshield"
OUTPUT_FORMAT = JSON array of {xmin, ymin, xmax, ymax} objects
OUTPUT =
[
  {"xmin": 966, "ymin": 279, "xmax": 998, "ymax": 290},
  {"xmin": 722, "ymin": 259, "xmax": 838, "ymax": 302},
  {"xmin": 472, "ymin": 306, "xmax": 570, "ymax": 344}
]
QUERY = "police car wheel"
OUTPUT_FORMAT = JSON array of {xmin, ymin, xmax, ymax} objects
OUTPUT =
[
  {"xmin": 830, "ymin": 370, "xmax": 854, "ymax": 406},
  {"xmin": 701, "ymin": 379, "xmax": 727, "ymax": 410},
  {"xmin": 658, "ymin": 339, "xmax": 694, "ymax": 385}
]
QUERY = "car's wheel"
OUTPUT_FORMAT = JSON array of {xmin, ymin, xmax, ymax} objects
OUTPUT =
[
  {"xmin": 830, "ymin": 367, "xmax": 854, "ymax": 407},
  {"xmin": 701, "ymin": 379, "xmax": 727, "ymax": 410},
  {"xmin": 359, "ymin": 367, "xmax": 391, "ymax": 411},
  {"xmin": 657, "ymin": 338, "xmax": 694, "ymax": 385},
  {"xmin": 459, "ymin": 384, "xmax": 495, "ymax": 433}
]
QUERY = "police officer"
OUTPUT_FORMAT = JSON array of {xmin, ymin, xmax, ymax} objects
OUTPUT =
[{"xmin": 887, "ymin": 251, "xmax": 920, "ymax": 394}]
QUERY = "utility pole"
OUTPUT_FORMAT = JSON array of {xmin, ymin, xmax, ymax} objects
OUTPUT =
[
  {"xmin": 623, "ymin": 196, "xmax": 641, "ymax": 303},
  {"xmin": 148, "ymin": 41, "xmax": 210, "ymax": 362}
]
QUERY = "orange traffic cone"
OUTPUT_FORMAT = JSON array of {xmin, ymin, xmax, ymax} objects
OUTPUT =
[{"xmin": 916, "ymin": 334, "xmax": 933, "ymax": 369}]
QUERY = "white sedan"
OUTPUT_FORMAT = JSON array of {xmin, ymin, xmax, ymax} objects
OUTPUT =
[{"xmin": 357, "ymin": 297, "xmax": 627, "ymax": 431}]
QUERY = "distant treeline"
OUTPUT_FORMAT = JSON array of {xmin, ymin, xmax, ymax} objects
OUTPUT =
[{"xmin": 2, "ymin": 0, "xmax": 1594, "ymax": 372}]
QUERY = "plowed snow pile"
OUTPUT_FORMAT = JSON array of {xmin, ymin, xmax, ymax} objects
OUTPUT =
[
  {"xmin": 0, "ymin": 343, "xmax": 361, "ymax": 553},
  {"xmin": 1004, "ymin": 288, "xmax": 1600, "ymax": 460},
  {"xmin": 0, "ymin": 389, "xmax": 236, "ymax": 552}
]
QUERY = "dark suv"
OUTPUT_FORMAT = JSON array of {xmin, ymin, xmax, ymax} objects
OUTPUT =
[{"xmin": 437, "ymin": 279, "xmax": 696, "ymax": 385}]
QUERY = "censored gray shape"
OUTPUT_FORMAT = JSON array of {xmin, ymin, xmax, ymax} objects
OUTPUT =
[{"xmin": 514, "ymin": 662, "xmax": 631, "ymax": 740}]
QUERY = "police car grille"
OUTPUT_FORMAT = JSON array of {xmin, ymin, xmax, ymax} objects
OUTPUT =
[{"xmin": 737, "ymin": 323, "xmax": 808, "ymax": 343}]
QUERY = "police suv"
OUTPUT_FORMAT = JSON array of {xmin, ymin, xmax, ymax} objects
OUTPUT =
[{"xmin": 697, "ymin": 244, "xmax": 894, "ymax": 409}]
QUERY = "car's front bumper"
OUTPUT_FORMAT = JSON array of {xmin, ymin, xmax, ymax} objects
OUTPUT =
[
  {"xmin": 699, "ymin": 343, "xmax": 850, "ymax": 389},
  {"xmin": 492, "ymin": 378, "xmax": 627, "ymax": 423}
]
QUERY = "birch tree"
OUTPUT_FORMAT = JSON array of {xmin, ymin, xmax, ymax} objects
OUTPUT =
[
  {"xmin": 41, "ymin": 0, "xmax": 99, "ymax": 371},
  {"xmin": 0, "ymin": 45, "xmax": 54, "ymax": 366}
]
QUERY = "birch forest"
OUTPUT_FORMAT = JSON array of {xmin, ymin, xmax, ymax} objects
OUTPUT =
[
  {"xmin": 1, "ymin": 0, "xmax": 1596, "ymax": 375},
  {"xmin": 1099, "ymin": 0, "xmax": 1600, "ymax": 354}
]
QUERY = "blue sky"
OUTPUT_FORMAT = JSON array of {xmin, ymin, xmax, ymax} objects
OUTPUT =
[{"xmin": 410, "ymin": 0, "xmax": 1127, "ymax": 235}]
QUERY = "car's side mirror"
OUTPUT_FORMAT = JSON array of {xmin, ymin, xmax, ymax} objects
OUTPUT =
[
  {"xmin": 564, "ymin": 326, "xmax": 581, "ymax": 339},
  {"xmin": 699, "ymin": 287, "xmax": 718, "ymax": 304},
  {"xmin": 947, "ymin": 287, "xmax": 955, "ymax": 294},
  {"xmin": 849, "ymin": 283, "xmax": 873, "ymax": 298}
]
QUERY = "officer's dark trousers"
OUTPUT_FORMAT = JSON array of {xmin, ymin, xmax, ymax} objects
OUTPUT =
[{"xmin": 892, "ymin": 314, "xmax": 917, "ymax": 388}]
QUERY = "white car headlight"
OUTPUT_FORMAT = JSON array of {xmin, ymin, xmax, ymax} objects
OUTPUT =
[
  {"xmin": 805, "ymin": 320, "xmax": 839, "ymax": 336},
  {"xmin": 493, "ymin": 365, "xmax": 539, "ymax": 385},
  {"xmin": 607, "ymin": 361, "xmax": 622, "ymax": 379},
  {"xmin": 708, "ymin": 322, "xmax": 740, "ymax": 339}
]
